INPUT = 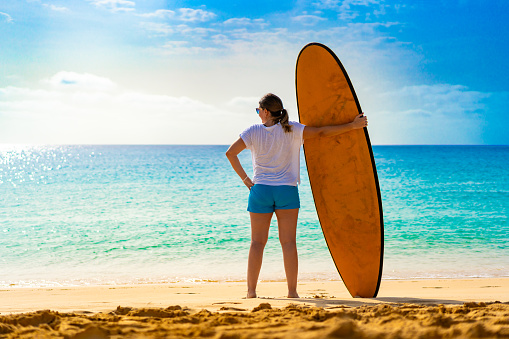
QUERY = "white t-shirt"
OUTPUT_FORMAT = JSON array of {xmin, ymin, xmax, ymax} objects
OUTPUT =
[{"xmin": 240, "ymin": 121, "xmax": 305, "ymax": 186}]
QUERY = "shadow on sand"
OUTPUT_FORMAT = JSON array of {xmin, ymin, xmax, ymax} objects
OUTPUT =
[{"xmin": 257, "ymin": 296, "xmax": 467, "ymax": 308}]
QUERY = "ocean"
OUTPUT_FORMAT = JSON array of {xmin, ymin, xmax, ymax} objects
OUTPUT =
[{"xmin": 1, "ymin": 145, "xmax": 507, "ymax": 287}]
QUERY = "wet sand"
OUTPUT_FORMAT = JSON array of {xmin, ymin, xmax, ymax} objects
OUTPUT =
[{"xmin": 1, "ymin": 278, "xmax": 508, "ymax": 338}]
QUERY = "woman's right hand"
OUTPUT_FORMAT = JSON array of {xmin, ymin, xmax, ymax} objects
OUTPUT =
[{"xmin": 243, "ymin": 177, "xmax": 254, "ymax": 190}]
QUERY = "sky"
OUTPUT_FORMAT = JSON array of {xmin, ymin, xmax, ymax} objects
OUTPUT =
[{"xmin": 0, "ymin": 0, "xmax": 508, "ymax": 145}]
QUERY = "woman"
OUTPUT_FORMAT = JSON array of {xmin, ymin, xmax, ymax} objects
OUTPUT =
[{"xmin": 226, "ymin": 93, "xmax": 367, "ymax": 298}]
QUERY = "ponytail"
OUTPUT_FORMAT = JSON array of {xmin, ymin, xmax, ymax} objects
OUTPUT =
[
  {"xmin": 259, "ymin": 93, "xmax": 293, "ymax": 133},
  {"xmin": 277, "ymin": 109, "xmax": 292, "ymax": 133}
]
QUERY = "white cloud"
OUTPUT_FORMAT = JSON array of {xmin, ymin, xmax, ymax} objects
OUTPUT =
[
  {"xmin": 175, "ymin": 24, "xmax": 216, "ymax": 36},
  {"xmin": 138, "ymin": 3, "xmax": 401, "ymax": 66},
  {"xmin": 315, "ymin": 0, "xmax": 380, "ymax": 9},
  {"xmin": 157, "ymin": 18, "xmax": 402, "ymax": 59},
  {"xmin": 227, "ymin": 96, "xmax": 260, "ymax": 106},
  {"xmin": 314, "ymin": 0, "xmax": 340, "ymax": 8},
  {"xmin": 43, "ymin": 4, "xmax": 70, "ymax": 12},
  {"xmin": 366, "ymin": 84, "xmax": 490, "ymax": 144},
  {"xmin": 291, "ymin": 14, "xmax": 326, "ymax": 26},
  {"xmin": 0, "ymin": 12, "xmax": 13, "ymax": 23},
  {"xmin": 197, "ymin": 21, "xmax": 398, "ymax": 65},
  {"xmin": 138, "ymin": 8, "xmax": 217, "ymax": 38},
  {"xmin": 213, "ymin": 28, "xmax": 299, "ymax": 55},
  {"xmin": 138, "ymin": 8, "xmax": 216, "ymax": 22},
  {"xmin": 0, "ymin": 71, "xmax": 496, "ymax": 145},
  {"xmin": 225, "ymin": 97, "xmax": 261, "ymax": 116},
  {"xmin": 314, "ymin": 0, "xmax": 383, "ymax": 20},
  {"xmin": 223, "ymin": 18, "xmax": 267, "ymax": 28},
  {"xmin": 159, "ymin": 41, "xmax": 218, "ymax": 55},
  {"xmin": 43, "ymin": 72, "xmax": 117, "ymax": 91},
  {"xmin": 89, "ymin": 0, "xmax": 135, "ymax": 12},
  {"xmin": 140, "ymin": 22, "xmax": 174, "ymax": 36},
  {"xmin": 138, "ymin": 9, "xmax": 175, "ymax": 19},
  {"xmin": 0, "ymin": 73, "xmax": 248, "ymax": 144},
  {"xmin": 372, "ymin": 4, "xmax": 389, "ymax": 17},
  {"xmin": 178, "ymin": 8, "xmax": 216, "ymax": 22},
  {"xmin": 380, "ymin": 85, "xmax": 489, "ymax": 114}
]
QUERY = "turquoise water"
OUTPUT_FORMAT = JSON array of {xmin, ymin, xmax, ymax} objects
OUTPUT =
[{"xmin": 1, "ymin": 145, "xmax": 507, "ymax": 287}]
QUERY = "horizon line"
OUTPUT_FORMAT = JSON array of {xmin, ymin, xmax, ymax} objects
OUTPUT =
[{"xmin": 1, "ymin": 143, "xmax": 508, "ymax": 147}]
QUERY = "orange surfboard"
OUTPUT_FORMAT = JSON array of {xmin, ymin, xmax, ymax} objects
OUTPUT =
[{"xmin": 296, "ymin": 43, "xmax": 384, "ymax": 298}]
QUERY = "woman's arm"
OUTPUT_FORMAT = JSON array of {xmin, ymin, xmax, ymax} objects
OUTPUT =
[
  {"xmin": 225, "ymin": 138, "xmax": 254, "ymax": 189},
  {"xmin": 303, "ymin": 113, "xmax": 368, "ymax": 140}
]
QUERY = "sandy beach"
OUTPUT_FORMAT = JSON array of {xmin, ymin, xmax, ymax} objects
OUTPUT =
[{"xmin": 1, "ymin": 278, "xmax": 508, "ymax": 338}]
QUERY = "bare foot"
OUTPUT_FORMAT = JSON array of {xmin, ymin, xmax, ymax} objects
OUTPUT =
[
  {"xmin": 247, "ymin": 291, "xmax": 257, "ymax": 298},
  {"xmin": 287, "ymin": 292, "xmax": 299, "ymax": 298}
]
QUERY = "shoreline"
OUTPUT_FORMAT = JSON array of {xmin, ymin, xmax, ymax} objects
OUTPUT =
[
  {"xmin": 4, "ymin": 273, "xmax": 508, "ymax": 289},
  {"xmin": 2, "ymin": 277, "xmax": 507, "ymax": 315},
  {"xmin": 2, "ymin": 278, "xmax": 508, "ymax": 338}
]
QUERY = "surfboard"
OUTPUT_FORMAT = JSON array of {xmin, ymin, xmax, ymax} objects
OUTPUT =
[{"xmin": 295, "ymin": 43, "xmax": 384, "ymax": 298}]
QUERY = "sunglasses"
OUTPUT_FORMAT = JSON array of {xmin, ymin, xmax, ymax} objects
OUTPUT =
[{"xmin": 256, "ymin": 108, "xmax": 261, "ymax": 114}]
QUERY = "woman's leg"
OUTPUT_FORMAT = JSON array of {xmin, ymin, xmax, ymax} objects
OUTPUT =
[
  {"xmin": 247, "ymin": 212, "xmax": 272, "ymax": 298},
  {"xmin": 275, "ymin": 208, "xmax": 299, "ymax": 298}
]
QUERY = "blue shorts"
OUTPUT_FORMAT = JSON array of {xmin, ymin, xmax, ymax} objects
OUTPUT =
[{"xmin": 248, "ymin": 184, "xmax": 300, "ymax": 213}]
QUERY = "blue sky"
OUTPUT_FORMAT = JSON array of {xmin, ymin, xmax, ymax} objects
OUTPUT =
[{"xmin": 1, "ymin": 0, "xmax": 508, "ymax": 144}]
